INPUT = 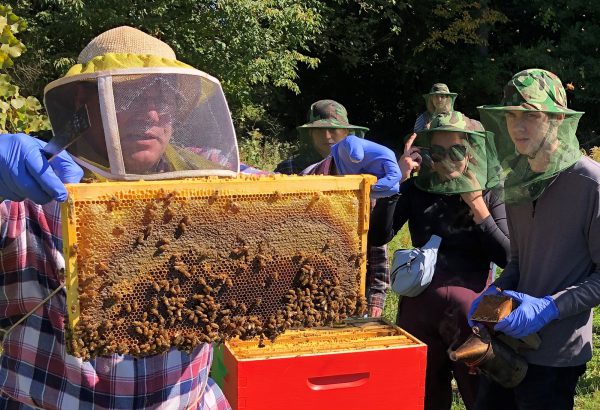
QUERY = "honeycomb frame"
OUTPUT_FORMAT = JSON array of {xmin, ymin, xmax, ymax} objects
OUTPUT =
[{"xmin": 62, "ymin": 174, "xmax": 375, "ymax": 359}]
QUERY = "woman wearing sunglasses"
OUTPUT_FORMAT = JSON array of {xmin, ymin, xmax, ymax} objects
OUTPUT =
[{"xmin": 369, "ymin": 111, "xmax": 510, "ymax": 410}]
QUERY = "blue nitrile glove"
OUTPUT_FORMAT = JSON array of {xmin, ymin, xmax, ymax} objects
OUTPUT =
[
  {"xmin": 494, "ymin": 291, "xmax": 559, "ymax": 339},
  {"xmin": 467, "ymin": 285, "xmax": 501, "ymax": 327},
  {"xmin": 331, "ymin": 135, "xmax": 401, "ymax": 198},
  {"xmin": 0, "ymin": 133, "xmax": 83, "ymax": 204}
]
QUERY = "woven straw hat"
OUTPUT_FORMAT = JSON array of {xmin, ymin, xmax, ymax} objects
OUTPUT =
[{"xmin": 77, "ymin": 26, "xmax": 176, "ymax": 64}]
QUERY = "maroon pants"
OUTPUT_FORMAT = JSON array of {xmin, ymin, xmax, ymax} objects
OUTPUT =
[{"xmin": 396, "ymin": 269, "xmax": 491, "ymax": 410}]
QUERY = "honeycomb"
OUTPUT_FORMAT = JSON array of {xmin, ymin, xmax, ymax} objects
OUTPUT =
[
  {"xmin": 225, "ymin": 318, "xmax": 422, "ymax": 359},
  {"xmin": 61, "ymin": 174, "xmax": 375, "ymax": 359}
]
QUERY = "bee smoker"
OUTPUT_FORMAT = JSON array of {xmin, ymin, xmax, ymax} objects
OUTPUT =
[{"xmin": 449, "ymin": 325, "xmax": 528, "ymax": 388}]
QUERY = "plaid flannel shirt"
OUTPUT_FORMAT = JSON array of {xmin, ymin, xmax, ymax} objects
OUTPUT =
[
  {"xmin": 0, "ymin": 199, "xmax": 231, "ymax": 410},
  {"xmin": 298, "ymin": 157, "xmax": 390, "ymax": 310}
]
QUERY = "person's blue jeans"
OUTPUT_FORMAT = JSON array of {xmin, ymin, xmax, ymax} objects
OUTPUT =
[{"xmin": 475, "ymin": 363, "xmax": 586, "ymax": 410}]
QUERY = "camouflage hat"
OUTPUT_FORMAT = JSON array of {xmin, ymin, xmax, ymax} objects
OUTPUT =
[
  {"xmin": 413, "ymin": 111, "xmax": 486, "ymax": 148},
  {"xmin": 408, "ymin": 111, "xmax": 501, "ymax": 194},
  {"xmin": 297, "ymin": 100, "xmax": 369, "ymax": 135},
  {"xmin": 479, "ymin": 69, "xmax": 582, "ymax": 115},
  {"xmin": 423, "ymin": 83, "xmax": 457, "ymax": 98}
]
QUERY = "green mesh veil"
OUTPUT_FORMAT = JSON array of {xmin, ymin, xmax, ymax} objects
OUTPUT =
[
  {"xmin": 478, "ymin": 69, "xmax": 583, "ymax": 204},
  {"xmin": 412, "ymin": 111, "xmax": 501, "ymax": 194}
]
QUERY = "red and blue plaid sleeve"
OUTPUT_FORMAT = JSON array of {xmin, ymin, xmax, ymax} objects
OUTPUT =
[{"xmin": 0, "ymin": 199, "xmax": 230, "ymax": 410}]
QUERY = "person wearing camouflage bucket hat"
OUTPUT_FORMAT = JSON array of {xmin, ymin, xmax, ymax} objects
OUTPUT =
[
  {"xmin": 275, "ymin": 99, "xmax": 369, "ymax": 174},
  {"xmin": 276, "ymin": 99, "xmax": 393, "ymax": 318},
  {"xmin": 297, "ymin": 99, "xmax": 369, "ymax": 136},
  {"xmin": 411, "ymin": 111, "xmax": 501, "ymax": 194},
  {"xmin": 471, "ymin": 68, "xmax": 600, "ymax": 410},
  {"xmin": 478, "ymin": 68, "xmax": 583, "ymax": 204},
  {"xmin": 368, "ymin": 111, "xmax": 509, "ymax": 410},
  {"xmin": 414, "ymin": 83, "xmax": 458, "ymax": 132}
]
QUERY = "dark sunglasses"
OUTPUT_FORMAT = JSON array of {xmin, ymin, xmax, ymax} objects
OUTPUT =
[{"xmin": 429, "ymin": 144, "xmax": 468, "ymax": 162}]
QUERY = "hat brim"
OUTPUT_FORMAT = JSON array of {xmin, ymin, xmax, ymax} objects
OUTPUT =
[
  {"xmin": 409, "ymin": 127, "xmax": 488, "ymax": 149},
  {"xmin": 423, "ymin": 92, "xmax": 458, "ymax": 98},
  {"xmin": 477, "ymin": 104, "xmax": 583, "ymax": 116},
  {"xmin": 416, "ymin": 125, "xmax": 486, "ymax": 138},
  {"xmin": 297, "ymin": 121, "xmax": 369, "ymax": 132}
]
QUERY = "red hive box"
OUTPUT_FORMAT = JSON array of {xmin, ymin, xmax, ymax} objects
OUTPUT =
[{"xmin": 212, "ymin": 318, "xmax": 427, "ymax": 410}]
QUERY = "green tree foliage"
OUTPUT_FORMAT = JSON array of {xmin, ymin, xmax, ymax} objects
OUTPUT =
[
  {"xmin": 11, "ymin": 0, "xmax": 322, "ymax": 138},
  {"xmin": 287, "ymin": 0, "xmax": 509, "ymax": 149},
  {"xmin": 485, "ymin": 0, "xmax": 600, "ymax": 148},
  {"xmin": 0, "ymin": 5, "xmax": 49, "ymax": 134},
  {"xmin": 238, "ymin": 129, "xmax": 293, "ymax": 171},
  {"xmin": 289, "ymin": 0, "xmax": 599, "ymax": 150},
  {"xmin": 8, "ymin": 1, "xmax": 600, "ymax": 151}
]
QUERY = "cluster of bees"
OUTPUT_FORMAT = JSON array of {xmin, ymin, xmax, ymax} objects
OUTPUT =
[{"xmin": 68, "ymin": 189, "xmax": 366, "ymax": 360}]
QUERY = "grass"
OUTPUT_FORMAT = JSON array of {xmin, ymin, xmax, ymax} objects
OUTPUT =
[{"xmin": 381, "ymin": 227, "xmax": 600, "ymax": 409}]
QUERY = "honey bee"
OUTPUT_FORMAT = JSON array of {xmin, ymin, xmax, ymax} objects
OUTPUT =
[
  {"xmin": 271, "ymin": 191, "xmax": 283, "ymax": 202},
  {"xmin": 107, "ymin": 196, "xmax": 119, "ymax": 212},
  {"xmin": 292, "ymin": 251, "xmax": 306, "ymax": 264},
  {"xmin": 134, "ymin": 234, "xmax": 145, "ymax": 246},
  {"xmin": 354, "ymin": 253, "xmax": 365, "ymax": 268},
  {"xmin": 163, "ymin": 207, "xmax": 175, "ymax": 223},
  {"xmin": 143, "ymin": 225, "xmax": 153, "ymax": 239},
  {"xmin": 256, "ymin": 254, "xmax": 269, "ymax": 270},
  {"xmin": 208, "ymin": 191, "xmax": 219, "ymax": 205},
  {"xmin": 227, "ymin": 201, "xmax": 240, "ymax": 213},
  {"xmin": 321, "ymin": 239, "xmax": 334, "ymax": 252},
  {"xmin": 238, "ymin": 303, "xmax": 248, "ymax": 314},
  {"xmin": 97, "ymin": 262, "xmax": 109, "ymax": 274},
  {"xmin": 70, "ymin": 243, "xmax": 79, "ymax": 255},
  {"xmin": 164, "ymin": 190, "xmax": 178, "ymax": 205},
  {"xmin": 230, "ymin": 245, "xmax": 249, "ymax": 258},
  {"xmin": 157, "ymin": 237, "xmax": 171, "ymax": 247},
  {"xmin": 145, "ymin": 208, "xmax": 158, "ymax": 221},
  {"xmin": 175, "ymin": 222, "xmax": 187, "ymax": 237}
]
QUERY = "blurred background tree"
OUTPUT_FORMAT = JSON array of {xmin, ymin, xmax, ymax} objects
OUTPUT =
[
  {"xmin": 9, "ymin": 0, "xmax": 322, "ymax": 142},
  {"xmin": 4, "ymin": 0, "xmax": 600, "ymax": 162},
  {"xmin": 0, "ymin": 4, "xmax": 49, "ymax": 134}
]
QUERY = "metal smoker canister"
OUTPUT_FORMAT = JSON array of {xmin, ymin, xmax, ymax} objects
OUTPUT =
[{"xmin": 449, "ymin": 326, "xmax": 528, "ymax": 388}]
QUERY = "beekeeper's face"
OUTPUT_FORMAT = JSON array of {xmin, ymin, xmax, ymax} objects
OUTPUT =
[
  {"xmin": 432, "ymin": 95, "xmax": 450, "ymax": 112},
  {"xmin": 114, "ymin": 77, "xmax": 174, "ymax": 173},
  {"xmin": 504, "ymin": 110, "xmax": 553, "ymax": 157},
  {"xmin": 310, "ymin": 128, "xmax": 350, "ymax": 158},
  {"xmin": 429, "ymin": 131, "xmax": 470, "ymax": 181}
]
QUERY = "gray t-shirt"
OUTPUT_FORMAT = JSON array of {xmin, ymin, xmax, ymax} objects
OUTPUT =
[{"xmin": 495, "ymin": 156, "xmax": 600, "ymax": 367}]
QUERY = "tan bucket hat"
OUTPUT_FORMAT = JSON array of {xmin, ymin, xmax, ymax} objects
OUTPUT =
[{"xmin": 77, "ymin": 26, "xmax": 177, "ymax": 64}]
